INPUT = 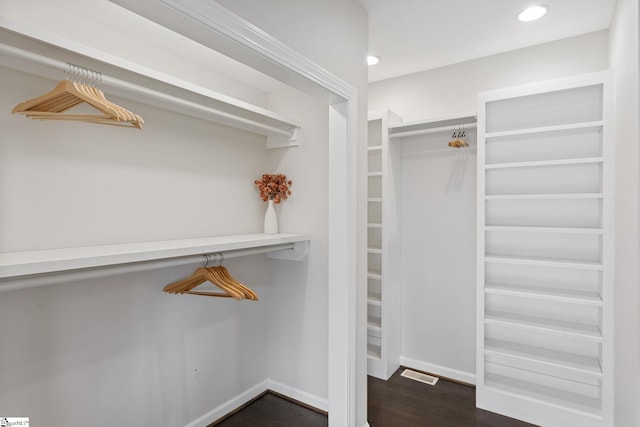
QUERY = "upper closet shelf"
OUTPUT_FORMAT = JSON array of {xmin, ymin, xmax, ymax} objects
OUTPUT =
[
  {"xmin": 0, "ymin": 233, "xmax": 310, "ymax": 291},
  {"xmin": 0, "ymin": 19, "xmax": 301, "ymax": 147},
  {"xmin": 388, "ymin": 112, "xmax": 477, "ymax": 139}
]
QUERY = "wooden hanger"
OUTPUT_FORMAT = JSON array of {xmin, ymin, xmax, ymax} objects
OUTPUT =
[
  {"xmin": 448, "ymin": 125, "xmax": 469, "ymax": 148},
  {"xmin": 12, "ymin": 79, "xmax": 144, "ymax": 129},
  {"xmin": 163, "ymin": 258, "xmax": 258, "ymax": 301}
]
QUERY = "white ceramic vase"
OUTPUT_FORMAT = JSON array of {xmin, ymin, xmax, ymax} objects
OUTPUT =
[{"xmin": 264, "ymin": 199, "xmax": 278, "ymax": 234}]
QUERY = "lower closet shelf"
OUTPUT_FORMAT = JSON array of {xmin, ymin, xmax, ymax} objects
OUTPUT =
[{"xmin": 0, "ymin": 233, "xmax": 311, "ymax": 290}]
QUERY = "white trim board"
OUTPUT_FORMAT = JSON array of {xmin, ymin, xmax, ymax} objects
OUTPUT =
[{"xmin": 399, "ymin": 357, "xmax": 476, "ymax": 386}]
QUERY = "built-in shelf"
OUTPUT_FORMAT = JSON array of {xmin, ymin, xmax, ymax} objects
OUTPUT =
[
  {"xmin": 485, "ymin": 226, "xmax": 603, "ymax": 235},
  {"xmin": 368, "ymin": 291, "xmax": 382, "ymax": 305},
  {"xmin": 367, "ymin": 248, "xmax": 383, "ymax": 254},
  {"xmin": 478, "ymin": 72, "xmax": 611, "ymax": 426},
  {"xmin": 485, "ymin": 193, "xmax": 604, "ymax": 200},
  {"xmin": 485, "ymin": 282, "xmax": 602, "ymax": 306},
  {"xmin": 368, "ymin": 171, "xmax": 383, "ymax": 177},
  {"xmin": 368, "ymin": 316, "xmax": 382, "ymax": 331},
  {"xmin": 485, "ymin": 339, "xmax": 602, "ymax": 378},
  {"xmin": 485, "ymin": 157, "xmax": 603, "ymax": 170},
  {"xmin": 367, "ymin": 198, "xmax": 383, "ymax": 203},
  {"xmin": 485, "ymin": 121, "xmax": 603, "ymax": 139},
  {"xmin": 367, "ymin": 223, "xmax": 383, "ymax": 229},
  {"xmin": 388, "ymin": 112, "xmax": 477, "ymax": 139},
  {"xmin": 368, "ymin": 344, "xmax": 381, "ymax": 359},
  {"xmin": 485, "ymin": 311, "xmax": 603, "ymax": 342},
  {"xmin": 368, "ymin": 273, "xmax": 383, "ymax": 280},
  {"xmin": 368, "ymin": 145, "xmax": 383, "ymax": 151},
  {"xmin": 0, "ymin": 233, "xmax": 311, "ymax": 280},
  {"xmin": 484, "ymin": 376, "xmax": 602, "ymax": 418},
  {"xmin": 485, "ymin": 255, "xmax": 603, "ymax": 270}
]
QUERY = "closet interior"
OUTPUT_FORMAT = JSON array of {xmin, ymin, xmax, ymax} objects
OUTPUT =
[
  {"xmin": 0, "ymin": 14, "xmax": 330, "ymax": 427},
  {"xmin": 367, "ymin": 71, "xmax": 613, "ymax": 427}
]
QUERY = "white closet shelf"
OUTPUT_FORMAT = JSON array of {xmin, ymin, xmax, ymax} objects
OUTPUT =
[
  {"xmin": 368, "ymin": 145, "xmax": 383, "ymax": 151},
  {"xmin": 485, "ymin": 339, "xmax": 602, "ymax": 378},
  {"xmin": 485, "ymin": 226, "xmax": 603, "ymax": 235},
  {"xmin": 0, "ymin": 233, "xmax": 310, "ymax": 279},
  {"xmin": 367, "ymin": 223, "xmax": 383, "ymax": 229},
  {"xmin": 368, "ymin": 316, "xmax": 382, "ymax": 331},
  {"xmin": 367, "ymin": 344, "xmax": 382, "ymax": 359},
  {"xmin": 367, "ymin": 198, "xmax": 383, "ymax": 203},
  {"xmin": 485, "ymin": 255, "xmax": 603, "ymax": 270},
  {"xmin": 368, "ymin": 273, "xmax": 383, "ymax": 280},
  {"xmin": 368, "ymin": 291, "xmax": 382, "ymax": 305},
  {"xmin": 485, "ymin": 311, "xmax": 603, "ymax": 342},
  {"xmin": 485, "ymin": 193, "xmax": 604, "ymax": 200},
  {"xmin": 484, "ymin": 376, "xmax": 602, "ymax": 418},
  {"xmin": 485, "ymin": 282, "xmax": 602, "ymax": 306},
  {"xmin": 388, "ymin": 112, "xmax": 477, "ymax": 138},
  {"xmin": 485, "ymin": 121, "xmax": 603, "ymax": 139},
  {"xmin": 367, "ymin": 248, "xmax": 383, "ymax": 254},
  {"xmin": 0, "ymin": 20, "xmax": 301, "ymax": 144},
  {"xmin": 368, "ymin": 171, "xmax": 383, "ymax": 177},
  {"xmin": 485, "ymin": 157, "xmax": 603, "ymax": 170}
]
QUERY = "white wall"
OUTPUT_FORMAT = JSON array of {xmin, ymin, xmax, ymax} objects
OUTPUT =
[
  {"xmin": 0, "ymin": 1, "xmax": 367, "ymax": 426},
  {"xmin": 608, "ymin": 0, "xmax": 639, "ymax": 426},
  {"xmin": 398, "ymin": 129, "xmax": 477, "ymax": 383},
  {"xmin": 369, "ymin": 31, "xmax": 610, "ymax": 383},
  {"xmin": 369, "ymin": 30, "xmax": 609, "ymax": 121}
]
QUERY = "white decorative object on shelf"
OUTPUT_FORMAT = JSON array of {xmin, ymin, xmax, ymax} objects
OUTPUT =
[
  {"xmin": 476, "ymin": 71, "xmax": 613, "ymax": 427},
  {"xmin": 264, "ymin": 200, "xmax": 278, "ymax": 234}
]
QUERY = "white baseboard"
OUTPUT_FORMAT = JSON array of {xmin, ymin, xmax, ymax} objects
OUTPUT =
[
  {"xmin": 267, "ymin": 379, "xmax": 329, "ymax": 413},
  {"xmin": 399, "ymin": 356, "xmax": 476, "ymax": 385},
  {"xmin": 185, "ymin": 379, "xmax": 328, "ymax": 427},
  {"xmin": 185, "ymin": 380, "xmax": 269, "ymax": 427}
]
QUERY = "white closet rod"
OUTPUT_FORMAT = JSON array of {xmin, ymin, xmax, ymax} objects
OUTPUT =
[
  {"xmin": 0, "ymin": 243, "xmax": 294, "ymax": 292},
  {"xmin": 389, "ymin": 122, "xmax": 478, "ymax": 139},
  {"xmin": 0, "ymin": 43, "xmax": 294, "ymax": 138}
]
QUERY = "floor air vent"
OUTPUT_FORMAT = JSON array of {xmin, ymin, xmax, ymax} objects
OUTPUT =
[{"xmin": 400, "ymin": 369, "xmax": 439, "ymax": 386}]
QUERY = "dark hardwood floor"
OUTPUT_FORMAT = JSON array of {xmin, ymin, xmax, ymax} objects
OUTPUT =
[
  {"xmin": 212, "ymin": 368, "xmax": 537, "ymax": 426},
  {"xmin": 368, "ymin": 369, "xmax": 536, "ymax": 427}
]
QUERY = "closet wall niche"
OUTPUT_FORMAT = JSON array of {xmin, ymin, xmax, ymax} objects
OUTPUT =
[{"xmin": 366, "ymin": 110, "xmax": 478, "ymax": 382}]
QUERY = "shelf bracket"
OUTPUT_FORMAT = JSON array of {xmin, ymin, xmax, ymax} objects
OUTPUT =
[
  {"xmin": 267, "ymin": 239, "xmax": 309, "ymax": 261},
  {"xmin": 267, "ymin": 126, "xmax": 300, "ymax": 149}
]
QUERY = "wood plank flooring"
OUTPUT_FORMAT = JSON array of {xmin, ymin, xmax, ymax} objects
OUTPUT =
[{"xmin": 212, "ymin": 368, "xmax": 537, "ymax": 426}]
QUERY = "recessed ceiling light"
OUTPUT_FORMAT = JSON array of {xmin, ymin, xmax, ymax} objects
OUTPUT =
[
  {"xmin": 518, "ymin": 5, "xmax": 549, "ymax": 22},
  {"xmin": 367, "ymin": 55, "xmax": 380, "ymax": 66}
]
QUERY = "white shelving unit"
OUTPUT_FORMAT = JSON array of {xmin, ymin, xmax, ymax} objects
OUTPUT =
[
  {"xmin": 476, "ymin": 71, "xmax": 613, "ymax": 426},
  {"xmin": 366, "ymin": 110, "xmax": 402, "ymax": 380}
]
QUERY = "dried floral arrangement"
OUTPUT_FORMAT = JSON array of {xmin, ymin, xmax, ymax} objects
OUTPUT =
[{"xmin": 254, "ymin": 173, "xmax": 292, "ymax": 203}]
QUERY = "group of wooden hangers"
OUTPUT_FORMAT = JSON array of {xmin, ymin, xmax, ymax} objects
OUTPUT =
[
  {"xmin": 12, "ymin": 64, "xmax": 143, "ymax": 129},
  {"xmin": 163, "ymin": 254, "xmax": 258, "ymax": 301},
  {"xmin": 448, "ymin": 126, "xmax": 469, "ymax": 148}
]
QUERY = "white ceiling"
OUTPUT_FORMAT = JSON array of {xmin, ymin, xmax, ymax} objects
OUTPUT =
[{"xmin": 360, "ymin": 0, "xmax": 617, "ymax": 82}]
